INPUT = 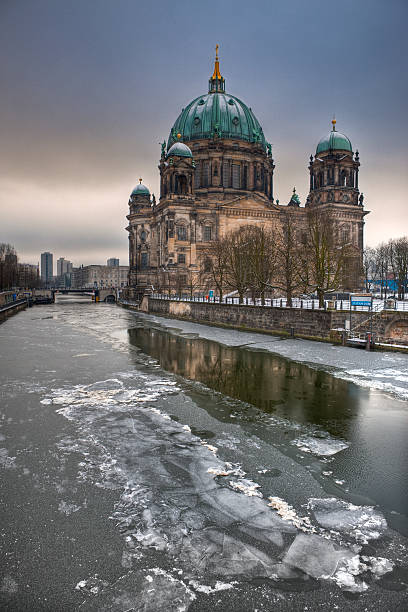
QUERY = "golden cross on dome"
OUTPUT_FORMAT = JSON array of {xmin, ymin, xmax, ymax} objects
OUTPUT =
[
  {"xmin": 212, "ymin": 44, "xmax": 222, "ymax": 80},
  {"xmin": 332, "ymin": 115, "xmax": 336, "ymax": 131}
]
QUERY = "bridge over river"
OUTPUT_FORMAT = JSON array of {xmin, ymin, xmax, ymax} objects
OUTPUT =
[{"xmin": 55, "ymin": 288, "xmax": 117, "ymax": 302}]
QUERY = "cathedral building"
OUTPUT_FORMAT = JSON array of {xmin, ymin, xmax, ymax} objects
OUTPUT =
[{"xmin": 126, "ymin": 48, "xmax": 367, "ymax": 297}]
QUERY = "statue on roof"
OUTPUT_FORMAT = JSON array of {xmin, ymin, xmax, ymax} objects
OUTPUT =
[{"xmin": 287, "ymin": 187, "xmax": 301, "ymax": 207}]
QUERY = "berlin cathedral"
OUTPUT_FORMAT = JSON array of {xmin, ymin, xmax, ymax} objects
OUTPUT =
[{"xmin": 126, "ymin": 48, "xmax": 367, "ymax": 297}]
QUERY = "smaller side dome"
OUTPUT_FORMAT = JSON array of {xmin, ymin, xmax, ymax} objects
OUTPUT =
[
  {"xmin": 131, "ymin": 179, "xmax": 150, "ymax": 196},
  {"xmin": 167, "ymin": 142, "xmax": 193, "ymax": 158},
  {"xmin": 316, "ymin": 119, "xmax": 352, "ymax": 155}
]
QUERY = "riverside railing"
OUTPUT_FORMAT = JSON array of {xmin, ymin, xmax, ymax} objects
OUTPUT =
[{"xmin": 150, "ymin": 294, "xmax": 408, "ymax": 313}]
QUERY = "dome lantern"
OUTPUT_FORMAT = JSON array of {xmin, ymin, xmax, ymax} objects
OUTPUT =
[{"xmin": 208, "ymin": 44, "xmax": 225, "ymax": 94}]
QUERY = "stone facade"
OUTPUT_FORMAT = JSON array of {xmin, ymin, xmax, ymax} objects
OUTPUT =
[
  {"xmin": 71, "ymin": 265, "xmax": 129, "ymax": 289},
  {"xmin": 126, "ymin": 54, "xmax": 367, "ymax": 296}
]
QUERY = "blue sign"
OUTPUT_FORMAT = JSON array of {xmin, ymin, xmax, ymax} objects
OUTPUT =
[
  {"xmin": 351, "ymin": 295, "xmax": 372, "ymax": 307},
  {"xmin": 209, "ymin": 290, "xmax": 214, "ymax": 298}
]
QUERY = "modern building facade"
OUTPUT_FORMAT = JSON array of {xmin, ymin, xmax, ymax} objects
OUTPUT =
[
  {"xmin": 57, "ymin": 257, "xmax": 73, "ymax": 276},
  {"xmin": 107, "ymin": 258, "xmax": 120, "ymax": 267},
  {"xmin": 40, "ymin": 252, "xmax": 53, "ymax": 286},
  {"xmin": 126, "ymin": 50, "xmax": 367, "ymax": 296}
]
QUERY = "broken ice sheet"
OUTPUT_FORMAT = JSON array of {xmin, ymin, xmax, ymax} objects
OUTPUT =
[
  {"xmin": 78, "ymin": 569, "xmax": 195, "ymax": 612},
  {"xmin": 308, "ymin": 498, "xmax": 387, "ymax": 543},
  {"xmin": 291, "ymin": 434, "xmax": 349, "ymax": 457},
  {"xmin": 180, "ymin": 529, "xmax": 279, "ymax": 579},
  {"xmin": 283, "ymin": 533, "xmax": 356, "ymax": 580}
]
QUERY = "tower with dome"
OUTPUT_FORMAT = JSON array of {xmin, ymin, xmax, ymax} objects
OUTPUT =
[{"xmin": 126, "ymin": 48, "xmax": 367, "ymax": 296}]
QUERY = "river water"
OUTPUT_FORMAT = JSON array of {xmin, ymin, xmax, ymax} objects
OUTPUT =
[{"xmin": 1, "ymin": 296, "xmax": 408, "ymax": 611}]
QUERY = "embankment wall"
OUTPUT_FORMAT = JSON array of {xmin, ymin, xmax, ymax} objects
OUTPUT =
[{"xmin": 147, "ymin": 298, "xmax": 366, "ymax": 341}]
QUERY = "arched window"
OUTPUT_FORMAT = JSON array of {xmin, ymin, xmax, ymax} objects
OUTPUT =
[
  {"xmin": 222, "ymin": 160, "xmax": 230, "ymax": 187},
  {"xmin": 140, "ymin": 252, "xmax": 148, "ymax": 269},
  {"xmin": 243, "ymin": 165, "xmax": 248, "ymax": 189},
  {"xmin": 194, "ymin": 163, "xmax": 200, "ymax": 189},
  {"xmin": 232, "ymin": 164, "xmax": 241, "ymax": 188},
  {"xmin": 177, "ymin": 225, "xmax": 187, "ymax": 241},
  {"xmin": 341, "ymin": 226, "xmax": 350, "ymax": 244},
  {"xmin": 175, "ymin": 175, "xmax": 188, "ymax": 195},
  {"xmin": 204, "ymin": 225, "xmax": 212, "ymax": 241},
  {"xmin": 202, "ymin": 162, "xmax": 209, "ymax": 187}
]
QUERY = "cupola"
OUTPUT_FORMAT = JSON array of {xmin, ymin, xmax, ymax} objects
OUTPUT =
[
  {"xmin": 131, "ymin": 179, "xmax": 150, "ymax": 196},
  {"xmin": 316, "ymin": 119, "xmax": 352, "ymax": 155}
]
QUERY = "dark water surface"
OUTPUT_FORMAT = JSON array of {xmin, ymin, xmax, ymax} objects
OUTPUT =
[
  {"xmin": 128, "ymin": 325, "xmax": 408, "ymax": 519},
  {"xmin": 0, "ymin": 297, "xmax": 407, "ymax": 611}
]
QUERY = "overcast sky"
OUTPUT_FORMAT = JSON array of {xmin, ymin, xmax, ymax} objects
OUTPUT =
[{"xmin": 1, "ymin": 0, "xmax": 407, "ymax": 270}]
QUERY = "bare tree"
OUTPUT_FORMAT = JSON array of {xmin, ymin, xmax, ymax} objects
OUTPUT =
[
  {"xmin": 200, "ymin": 239, "xmax": 229, "ymax": 302},
  {"xmin": 374, "ymin": 242, "xmax": 392, "ymax": 299},
  {"xmin": 224, "ymin": 227, "xmax": 252, "ymax": 303},
  {"xmin": 0, "ymin": 243, "xmax": 18, "ymax": 290},
  {"xmin": 245, "ymin": 225, "xmax": 278, "ymax": 305},
  {"xmin": 274, "ymin": 211, "xmax": 303, "ymax": 307},
  {"xmin": 184, "ymin": 268, "xmax": 202, "ymax": 299},
  {"xmin": 299, "ymin": 209, "xmax": 346, "ymax": 307},
  {"xmin": 363, "ymin": 247, "xmax": 376, "ymax": 292},
  {"xmin": 389, "ymin": 237, "xmax": 408, "ymax": 299}
]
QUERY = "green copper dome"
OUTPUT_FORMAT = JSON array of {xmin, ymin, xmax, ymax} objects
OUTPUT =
[
  {"xmin": 316, "ymin": 120, "xmax": 352, "ymax": 154},
  {"xmin": 131, "ymin": 182, "xmax": 150, "ymax": 196},
  {"xmin": 168, "ymin": 93, "xmax": 267, "ymax": 150},
  {"xmin": 167, "ymin": 142, "xmax": 193, "ymax": 158},
  {"xmin": 167, "ymin": 50, "xmax": 267, "ymax": 151}
]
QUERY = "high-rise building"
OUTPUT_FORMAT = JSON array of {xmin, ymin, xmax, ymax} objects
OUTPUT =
[
  {"xmin": 40, "ymin": 252, "xmax": 53, "ymax": 286},
  {"xmin": 107, "ymin": 258, "xmax": 119, "ymax": 267},
  {"xmin": 57, "ymin": 257, "xmax": 73, "ymax": 276}
]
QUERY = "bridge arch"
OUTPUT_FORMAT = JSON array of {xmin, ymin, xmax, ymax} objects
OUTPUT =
[{"xmin": 104, "ymin": 294, "xmax": 116, "ymax": 303}]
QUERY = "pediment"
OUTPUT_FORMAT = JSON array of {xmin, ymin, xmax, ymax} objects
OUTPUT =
[{"xmin": 169, "ymin": 159, "xmax": 193, "ymax": 170}]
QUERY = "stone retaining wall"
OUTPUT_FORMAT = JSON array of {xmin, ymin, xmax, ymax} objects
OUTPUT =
[
  {"xmin": 0, "ymin": 301, "xmax": 28, "ymax": 324},
  {"xmin": 147, "ymin": 298, "xmax": 368, "ymax": 340}
]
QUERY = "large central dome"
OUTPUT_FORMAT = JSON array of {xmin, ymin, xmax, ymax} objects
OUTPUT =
[{"xmin": 168, "ymin": 49, "xmax": 267, "ymax": 151}]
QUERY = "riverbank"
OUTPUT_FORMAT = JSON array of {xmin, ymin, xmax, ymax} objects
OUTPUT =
[
  {"xmin": 124, "ymin": 308, "xmax": 408, "ymax": 401},
  {"xmin": 0, "ymin": 299, "xmax": 27, "ymax": 323},
  {"xmin": 121, "ymin": 298, "xmax": 408, "ymax": 353}
]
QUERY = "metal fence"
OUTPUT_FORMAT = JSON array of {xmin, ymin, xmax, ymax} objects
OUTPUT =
[{"xmin": 150, "ymin": 293, "xmax": 408, "ymax": 313}]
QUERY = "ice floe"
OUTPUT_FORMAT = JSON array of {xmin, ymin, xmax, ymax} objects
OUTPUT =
[
  {"xmin": 308, "ymin": 498, "xmax": 387, "ymax": 544},
  {"xmin": 291, "ymin": 434, "xmax": 349, "ymax": 457}
]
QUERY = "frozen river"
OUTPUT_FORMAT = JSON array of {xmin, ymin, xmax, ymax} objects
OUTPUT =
[{"xmin": 1, "ymin": 296, "xmax": 408, "ymax": 611}]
